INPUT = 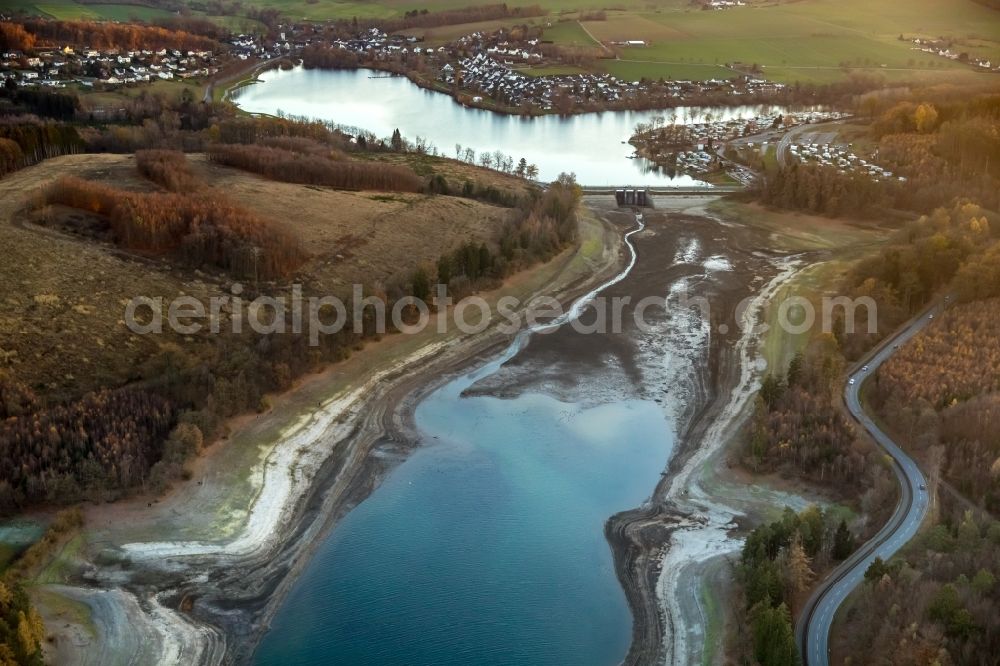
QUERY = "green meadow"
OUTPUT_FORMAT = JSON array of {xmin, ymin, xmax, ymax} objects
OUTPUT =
[
  {"xmin": 543, "ymin": 19, "xmax": 598, "ymax": 47},
  {"xmin": 583, "ymin": 0, "xmax": 999, "ymax": 83}
]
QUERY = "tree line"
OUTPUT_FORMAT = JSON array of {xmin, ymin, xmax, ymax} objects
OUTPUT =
[
  {"xmin": 42, "ymin": 175, "xmax": 305, "ymax": 279},
  {"xmin": 207, "ymin": 143, "xmax": 424, "ymax": 192},
  {"xmin": 837, "ymin": 201, "xmax": 996, "ymax": 359},
  {"xmin": 830, "ymin": 94, "xmax": 1000, "ymax": 666},
  {"xmin": 0, "ymin": 120, "xmax": 83, "ymax": 178},
  {"xmin": 0, "ymin": 23, "xmax": 36, "ymax": 53},
  {"xmin": 210, "ymin": 115, "xmax": 352, "ymax": 149},
  {"xmin": 745, "ymin": 336, "xmax": 896, "ymax": 511},
  {"xmin": 839, "ymin": 505, "xmax": 1000, "ymax": 665},
  {"xmin": 867, "ymin": 294, "xmax": 1000, "ymax": 515},
  {"xmin": 752, "ymin": 161, "xmax": 893, "ymax": 218},
  {"xmin": 755, "ymin": 91, "xmax": 1000, "ymax": 218},
  {"xmin": 1, "ymin": 86, "xmax": 78, "ymax": 122},
  {"xmin": 419, "ymin": 172, "xmax": 579, "ymax": 298},
  {"xmin": 301, "ymin": 44, "xmax": 361, "ymax": 70},
  {"xmin": 0, "ymin": 576, "xmax": 44, "ymax": 665},
  {"xmin": 13, "ymin": 18, "xmax": 218, "ymax": 52}
]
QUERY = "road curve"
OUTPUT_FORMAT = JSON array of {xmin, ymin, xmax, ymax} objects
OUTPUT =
[{"xmin": 796, "ymin": 303, "xmax": 942, "ymax": 665}]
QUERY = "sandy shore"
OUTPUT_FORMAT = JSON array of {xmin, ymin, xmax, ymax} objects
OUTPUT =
[{"xmin": 37, "ymin": 204, "xmax": 627, "ymax": 664}]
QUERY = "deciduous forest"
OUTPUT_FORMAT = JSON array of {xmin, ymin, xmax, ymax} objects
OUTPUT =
[
  {"xmin": 41, "ymin": 175, "xmax": 306, "ymax": 279},
  {"xmin": 755, "ymin": 91, "xmax": 1000, "ymax": 217},
  {"xmin": 754, "ymin": 154, "xmax": 1000, "ymax": 665},
  {"xmin": 6, "ymin": 19, "xmax": 217, "ymax": 52}
]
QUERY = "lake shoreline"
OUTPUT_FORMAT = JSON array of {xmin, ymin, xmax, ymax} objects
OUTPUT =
[
  {"xmin": 45, "ymin": 205, "xmax": 627, "ymax": 664},
  {"xmin": 229, "ymin": 65, "xmax": 801, "ymax": 186},
  {"xmin": 226, "ymin": 59, "xmax": 806, "ymax": 121},
  {"xmin": 212, "ymin": 204, "xmax": 630, "ymax": 664}
]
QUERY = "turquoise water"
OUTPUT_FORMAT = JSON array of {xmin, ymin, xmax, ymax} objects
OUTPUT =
[
  {"xmin": 254, "ymin": 218, "xmax": 673, "ymax": 664},
  {"xmin": 254, "ymin": 349, "xmax": 674, "ymax": 665}
]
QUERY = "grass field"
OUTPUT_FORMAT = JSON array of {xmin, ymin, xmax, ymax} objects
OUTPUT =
[
  {"xmin": 543, "ymin": 19, "xmax": 597, "ymax": 47},
  {"xmin": 0, "ymin": 152, "xmax": 532, "ymax": 397},
  {"xmin": 401, "ymin": 16, "xmax": 547, "ymax": 45},
  {"xmin": 83, "ymin": 3, "xmax": 173, "ymax": 21},
  {"xmin": 10, "ymin": 0, "xmax": 677, "ymax": 22},
  {"xmin": 598, "ymin": 60, "xmax": 733, "ymax": 82},
  {"xmin": 515, "ymin": 64, "xmax": 590, "ymax": 77},
  {"xmin": 9, "ymin": 0, "xmax": 266, "ymax": 32},
  {"xmin": 574, "ymin": 0, "xmax": 1000, "ymax": 84},
  {"xmin": 76, "ymin": 78, "xmax": 203, "ymax": 109},
  {"xmin": 705, "ymin": 200, "xmax": 887, "ymax": 373}
]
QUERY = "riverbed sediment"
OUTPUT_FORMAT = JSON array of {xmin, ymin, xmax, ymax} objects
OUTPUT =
[{"xmin": 604, "ymin": 197, "xmax": 823, "ymax": 666}]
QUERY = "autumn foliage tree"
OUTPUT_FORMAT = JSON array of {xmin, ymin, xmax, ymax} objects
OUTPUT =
[
  {"xmin": 868, "ymin": 297, "xmax": 1000, "ymax": 513},
  {"xmin": 136, "ymin": 149, "xmax": 199, "ymax": 192},
  {"xmin": 17, "ymin": 19, "xmax": 217, "ymax": 52},
  {"xmin": 737, "ymin": 506, "xmax": 852, "ymax": 666},
  {"xmin": 0, "ymin": 374, "xmax": 174, "ymax": 511},
  {"xmin": 759, "ymin": 92, "xmax": 1000, "ymax": 216},
  {"xmin": 207, "ymin": 143, "xmax": 423, "ymax": 192},
  {"xmin": 0, "ymin": 23, "xmax": 36, "ymax": 52},
  {"xmin": 840, "ymin": 508, "xmax": 1000, "ymax": 665},
  {"xmin": 837, "ymin": 201, "xmax": 996, "ymax": 359},
  {"xmin": 432, "ymin": 172, "xmax": 580, "ymax": 293},
  {"xmin": 212, "ymin": 116, "xmax": 351, "ymax": 148},
  {"xmin": 0, "ymin": 579, "xmax": 44, "ymax": 665},
  {"xmin": 42, "ymin": 176, "xmax": 305, "ymax": 279},
  {"xmin": 0, "ymin": 120, "xmax": 83, "ymax": 178}
]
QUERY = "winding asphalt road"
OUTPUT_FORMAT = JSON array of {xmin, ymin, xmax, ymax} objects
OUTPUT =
[{"xmin": 795, "ymin": 302, "xmax": 944, "ymax": 665}]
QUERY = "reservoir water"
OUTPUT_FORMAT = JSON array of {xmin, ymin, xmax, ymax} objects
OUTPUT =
[
  {"xmin": 254, "ymin": 387, "xmax": 672, "ymax": 665},
  {"xmin": 232, "ymin": 66, "xmax": 793, "ymax": 186},
  {"xmin": 254, "ymin": 219, "xmax": 676, "ymax": 664}
]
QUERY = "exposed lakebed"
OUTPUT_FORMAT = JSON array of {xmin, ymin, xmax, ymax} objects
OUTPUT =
[
  {"xmin": 253, "ymin": 201, "xmax": 767, "ymax": 664},
  {"xmin": 0, "ymin": 64, "xmax": 816, "ymax": 666}
]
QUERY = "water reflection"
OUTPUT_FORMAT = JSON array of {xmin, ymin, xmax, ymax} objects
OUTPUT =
[{"xmin": 233, "ymin": 66, "xmax": 795, "ymax": 186}]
